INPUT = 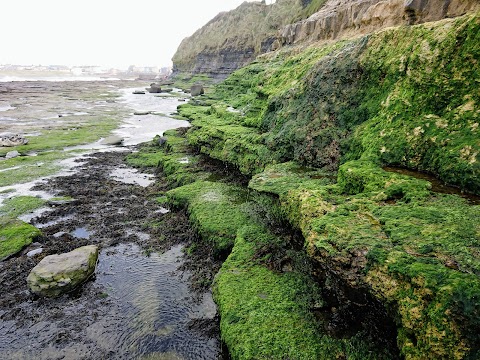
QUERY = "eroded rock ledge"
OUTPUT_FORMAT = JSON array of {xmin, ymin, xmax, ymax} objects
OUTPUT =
[{"xmin": 276, "ymin": 0, "xmax": 480, "ymax": 47}]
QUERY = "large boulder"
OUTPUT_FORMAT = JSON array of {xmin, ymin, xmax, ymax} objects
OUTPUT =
[
  {"xmin": 190, "ymin": 84, "xmax": 205, "ymax": 96},
  {"xmin": 0, "ymin": 133, "xmax": 28, "ymax": 147},
  {"xmin": 146, "ymin": 83, "xmax": 162, "ymax": 93},
  {"xmin": 27, "ymin": 245, "xmax": 99, "ymax": 297}
]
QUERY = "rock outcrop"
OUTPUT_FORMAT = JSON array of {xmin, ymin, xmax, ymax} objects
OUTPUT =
[
  {"xmin": 172, "ymin": 0, "xmax": 480, "ymax": 79},
  {"xmin": 27, "ymin": 245, "xmax": 99, "ymax": 297},
  {"xmin": 276, "ymin": 0, "xmax": 480, "ymax": 47},
  {"xmin": 172, "ymin": 0, "xmax": 303, "ymax": 79}
]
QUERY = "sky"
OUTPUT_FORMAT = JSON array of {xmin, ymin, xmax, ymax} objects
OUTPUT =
[{"xmin": 0, "ymin": 0, "xmax": 263, "ymax": 69}]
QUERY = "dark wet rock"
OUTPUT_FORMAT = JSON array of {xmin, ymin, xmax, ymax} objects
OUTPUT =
[
  {"xmin": 134, "ymin": 111, "xmax": 151, "ymax": 115},
  {"xmin": 0, "ymin": 133, "xmax": 28, "ymax": 147},
  {"xmin": 157, "ymin": 136, "xmax": 167, "ymax": 146},
  {"xmin": 27, "ymin": 245, "xmax": 99, "ymax": 297},
  {"xmin": 190, "ymin": 84, "xmax": 204, "ymax": 96},
  {"xmin": 100, "ymin": 135, "xmax": 123, "ymax": 145},
  {"xmin": 146, "ymin": 84, "xmax": 162, "ymax": 93},
  {"xmin": 132, "ymin": 90, "xmax": 146, "ymax": 95},
  {"xmin": 5, "ymin": 150, "xmax": 21, "ymax": 159},
  {"xmin": 178, "ymin": 99, "xmax": 186, "ymax": 102}
]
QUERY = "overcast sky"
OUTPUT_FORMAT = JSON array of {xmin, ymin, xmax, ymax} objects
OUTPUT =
[{"xmin": 0, "ymin": 0, "xmax": 261, "ymax": 69}]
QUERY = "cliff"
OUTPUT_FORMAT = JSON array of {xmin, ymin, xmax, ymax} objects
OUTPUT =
[
  {"xmin": 172, "ymin": 0, "xmax": 480, "ymax": 80},
  {"xmin": 171, "ymin": 0, "xmax": 308, "ymax": 79},
  {"xmin": 277, "ymin": 0, "xmax": 480, "ymax": 47}
]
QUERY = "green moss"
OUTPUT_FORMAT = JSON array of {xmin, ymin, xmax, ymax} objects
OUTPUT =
[
  {"xmin": 167, "ymin": 12, "xmax": 480, "ymax": 359},
  {"xmin": 167, "ymin": 181, "xmax": 251, "ymax": 254},
  {"xmin": 0, "ymin": 196, "xmax": 46, "ymax": 218},
  {"xmin": 127, "ymin": 131, "xmax": 209, "ymax": 187},
  {"xmin": 215, "ymin": 222, "xmax": 397, "ymax": 360},
  {"xmin": 0, "ymin": 217, "xmax": 42, "ymax": 260}
]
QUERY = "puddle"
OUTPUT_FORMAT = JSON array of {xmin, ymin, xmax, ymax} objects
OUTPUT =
[
  {"xmin": 71, "ymin": 227, "xmax": 91, "ymax": 239},
  {"xmin": 384, "ymin": 166, "xmax": 480, "ymax": 205},
  {"xmin": 110, "ymin": 168, "xmax": 155, "ymax": 187}
]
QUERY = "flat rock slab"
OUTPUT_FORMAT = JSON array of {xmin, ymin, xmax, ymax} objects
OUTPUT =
[
  {"xmin": 27, "ymin": 245, "xmax": 99, "ymax": 297},
  {"xmin": 100, "ymin": 135, "xmax": 123, "ymax": 145}
]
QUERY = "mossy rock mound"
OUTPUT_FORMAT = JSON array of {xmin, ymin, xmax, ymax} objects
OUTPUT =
[{"xmin": 0, "ymin": 217, "xmax": 42, "ymax": 260}]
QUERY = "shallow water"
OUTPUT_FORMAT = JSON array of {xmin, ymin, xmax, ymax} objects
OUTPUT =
[
  {"xmin": 384, "ymin": 166, "xmax": 480, "ymax": 204},
  {"xmin": 0, "ymin": 244, "xmax": 220, "ymax": 360},
  {"xmin": 0, "ymin": 81, "xmax": 220, "ymax": 359},
  {"xmin": 114, "ymin": 88, "xmax": 190, "ymax": 145}
]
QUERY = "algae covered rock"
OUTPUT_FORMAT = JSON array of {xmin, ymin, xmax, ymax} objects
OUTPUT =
[
  {"xmin": 190, "ymin": 84, "xmax": 204, "ymax": 96},
  {"xmin": 0, "ymin": 217, "xmax": 42, "ymax": 260},
  {"xmin": 27, "ymin": 245, "xmax": 99, "ymax": 297}
]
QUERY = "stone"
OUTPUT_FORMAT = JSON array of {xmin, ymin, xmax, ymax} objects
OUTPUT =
[
  {"xmin": 5, "ymin": 150, "xmax": 20, "ymax": 159},
  {"xmin": 0, "ymin": 133, "xmax": 28, "ymax": 147},
  {"xmin": 133, "ymin": 90, "xmax": 146, "ymax": 95},
  {"xmin": 26, "ymin": 248, "xmax": 43, "ymax": 257},
  {"xmin": 134, "ymin": 111, "xmax": 151, "ymax": 115},
  {"xmin": 146, "ymin": 84, "xmax": 162, "ymax": 93},
  {"xmin": 27, "ymin": 245, "xmax": 99, "ymax": 297},
  {"xmin": 157, "ymin": 136, "xmax": 167, "ymax": 146},
  {"xmin": 100, "ymin": 135, "xmax": 123, "ymax": 145},
  {"xmin": 161, "ymin": 88, "xmax": 173, "ymax": 93},
  {"xmin": 190, "ymin": 84, "xmax": 205, "ymax": 96}
]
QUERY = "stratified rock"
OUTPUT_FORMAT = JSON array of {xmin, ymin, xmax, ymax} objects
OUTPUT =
[
  {"xmin": 133, "ymin": 90, "xmax": 146, "ymax": 95},
  {"xmin": 0, "ymin": 133, "xmax": 28, "ymax": 147},
  {"xmin": 5, "ymin": 150, "xmax": 20, "ymax": 159},
  {"xmin": 27, "ymin": 245, "xmax": 99, "ymax": 297},
  {"xmin": 278, "ymin": 0, "xmax": 480, "ymax": 47},
  {"xmin": 190, "ymin": 84, "xmax": 204, "ymax": 96},
  {"xmin": 100, "ymin": 135, "xmax": 123, "ymax": 145}
]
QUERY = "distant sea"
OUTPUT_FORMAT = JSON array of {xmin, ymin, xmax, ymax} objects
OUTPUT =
[{"xmin": 0, "ymin": 75, "xmax": 122, "ymax": 82}]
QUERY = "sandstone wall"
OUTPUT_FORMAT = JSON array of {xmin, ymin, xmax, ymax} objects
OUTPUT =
[{"xmin": 276, "ymin": 0, "xmax": 480, "ymax": 47}]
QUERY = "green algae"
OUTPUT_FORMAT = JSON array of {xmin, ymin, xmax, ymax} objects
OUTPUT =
[
  {"xmin": 250, "ymin": 160, "xmax": 480, "ymax": 359},
  {"xmin": 126, "ymin": 131, "xmax": 208, "ymax": 187},
  {"xmin": 0, "ymin": 217, "xmax": 42, "ymax": 260},
  {"xmin": 167, "ymin": 181, "xmax": 250, "ymax": 254},
  {"xmin": 151, "ymin": 12, "xmax": 480, "ymax": 359},
  {"xmin": 152, "ymin": 132, "xmax": 394, "ymax": 358},
  {"xmin": 0, "ymin": 196, "xmax": 46, "ymax": 218}
]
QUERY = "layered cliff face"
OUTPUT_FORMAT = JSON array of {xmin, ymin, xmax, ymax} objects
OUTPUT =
[
  {"xmin": 277, "ymin": 0, "xmax": 480, "ymax": 47},
  {"xmin": 172, "ymin": 0, "xmax": 480, "ymax": 79},
  {"xmin": 171, "ymin": 0, "xmax": 308, "ymax": 79}
]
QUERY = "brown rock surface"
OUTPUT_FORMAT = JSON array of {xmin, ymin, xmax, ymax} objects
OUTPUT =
[{"xmin": 277, "ymin": 0, "xmax": 480, "ymax": 47}]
